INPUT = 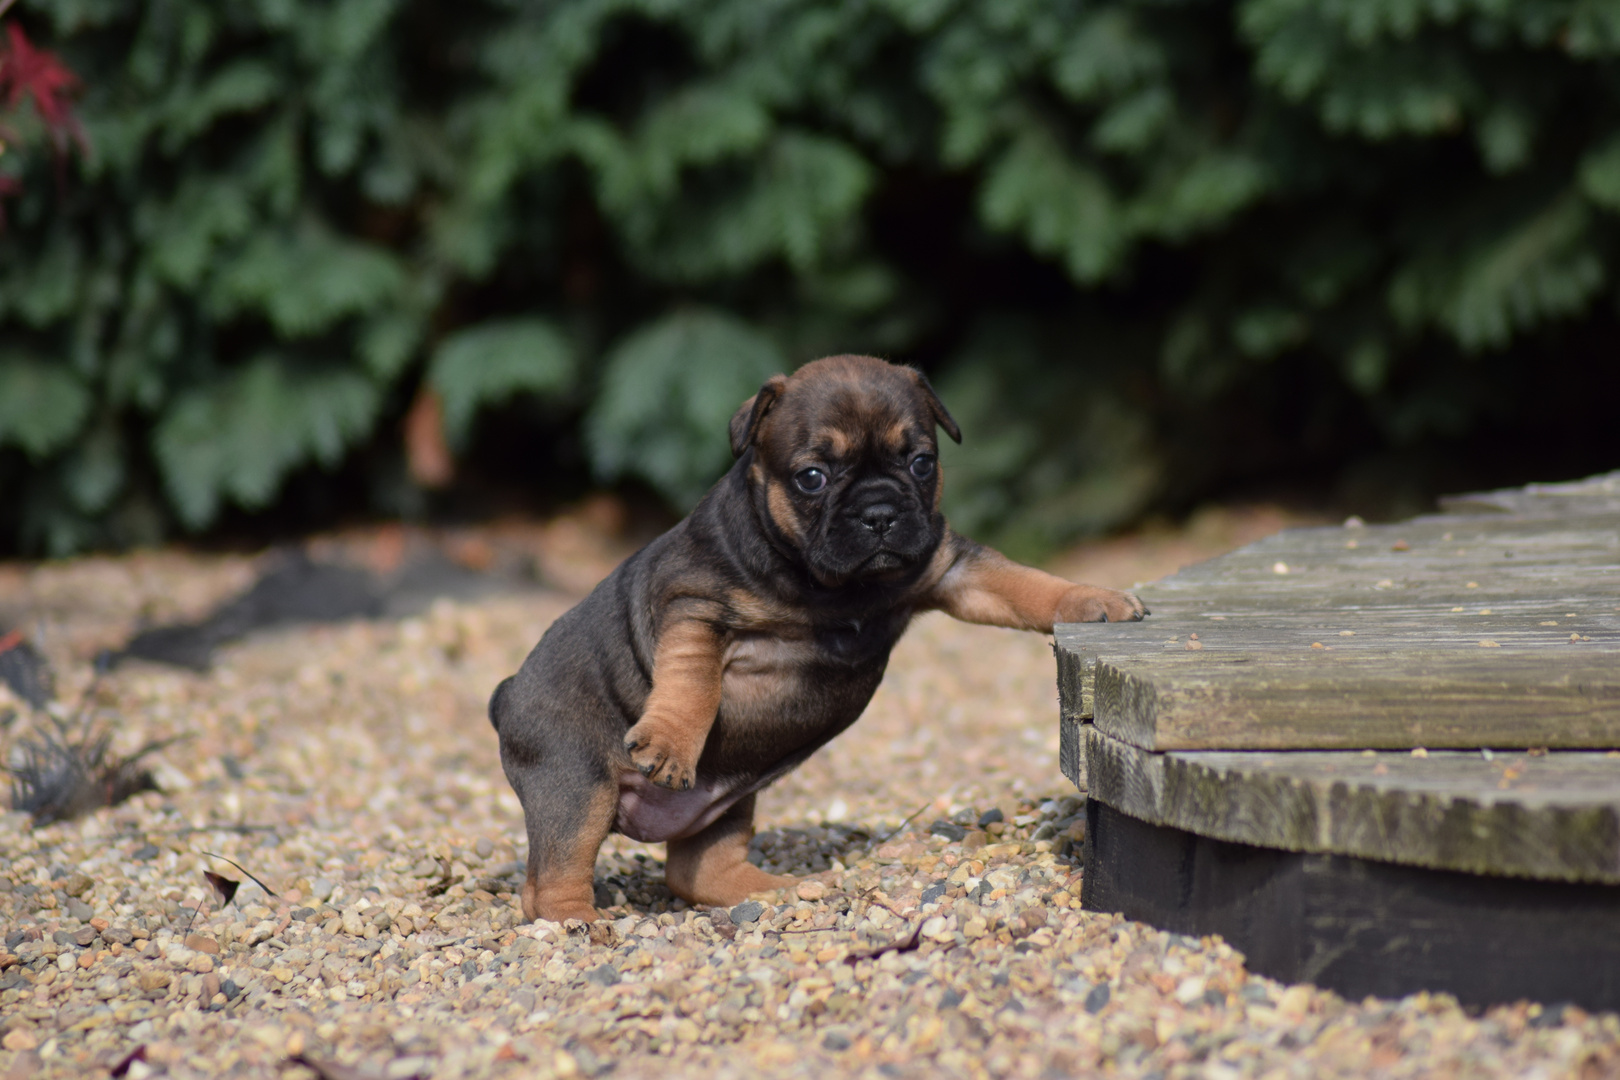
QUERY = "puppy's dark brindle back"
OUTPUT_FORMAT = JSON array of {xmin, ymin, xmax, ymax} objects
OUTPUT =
[{"xmin": 490, "ymin": 356, "xmax": 1147, "ymax": 922}]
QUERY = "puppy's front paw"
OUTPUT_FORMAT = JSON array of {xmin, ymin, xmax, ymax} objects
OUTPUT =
[
  {"xmin": 623, "ymin": 719, "xmax": 700, "ymax": 791},
  {"xmin": 1056, "ymin": 585, "xmax": 1149, "ymax": 624}
]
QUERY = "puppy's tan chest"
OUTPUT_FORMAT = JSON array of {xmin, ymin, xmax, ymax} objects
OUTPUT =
[
  {"xmin": 722, "ymin": 629, "xmax": 816, "ymax": 675},
  {"xmin": 718, "ymin": 627, "xmax": 821, "ymax": 706}
]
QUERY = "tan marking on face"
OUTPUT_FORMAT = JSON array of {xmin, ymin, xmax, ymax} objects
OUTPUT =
[
  {"xmin": 883, "ymin": 420, "xmax": 912, "ymax": 453},
  {"xmin": 765, "ymin": 479, "xmax": 804, "ymax": 545},
  {"xmin": 819, "ymin": 426, "xmax": 853, "ymax": 458}
]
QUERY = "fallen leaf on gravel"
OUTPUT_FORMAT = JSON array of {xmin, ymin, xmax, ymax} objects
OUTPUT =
[
  {"xmin": 203, "ymin": 871, "xmax": 240, "ymax": 908},
  {"xmin": 109, "ymin": 1045, "xmax": 146, "ymax": 1078}
]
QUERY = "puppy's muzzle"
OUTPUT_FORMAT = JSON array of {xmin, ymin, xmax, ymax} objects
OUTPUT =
[{"xmin": 860, "ymin": 502, "xmax": 899, "ymax": 538}]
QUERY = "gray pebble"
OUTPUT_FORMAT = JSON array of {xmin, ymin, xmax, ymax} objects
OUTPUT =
[
  {"xmin": 730, "ymin": 900, "xmax": 765, "ymax": 925},
  {"xmin": 584, "ymin": 963, "xmax": 620, "ymax": 987}
]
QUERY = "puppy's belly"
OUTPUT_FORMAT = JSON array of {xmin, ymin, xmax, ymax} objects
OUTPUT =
[{"xmin": 615, "ymin": 772, "xmax": 741, "ymax": 843}]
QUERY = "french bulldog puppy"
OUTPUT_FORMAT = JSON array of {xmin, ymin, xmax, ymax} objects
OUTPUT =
[{"xmin": 489, "ymin": 355, "xmax": 1147, "ymax": 922}]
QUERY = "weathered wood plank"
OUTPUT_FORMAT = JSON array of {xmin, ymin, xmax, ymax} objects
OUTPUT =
[
  {"xmin": 1082, "ymin": 800, "xmax": 1620, "ymax": 1010},
  {"xmin": 1081, "ymin": 723, "xmax": 1620, "ymax": 882},
  {"xmin": 1056, "ymin": 506, "xmax": 1620, "ymax": 749},
  {"xmin": 1069, "ymin": 479, "xmax": 1620, "ymax": 1007},
  {"xmin": 1091, "ymin": 650, "xmax": 1620, "ymax": 750},
  {"xmin": 1437, "ymin": 469, "xmax": 1620, "ymax": 517}
]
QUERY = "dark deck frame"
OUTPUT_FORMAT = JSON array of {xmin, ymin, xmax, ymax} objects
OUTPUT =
[{"xmin": 1059, "ymin": 471, "xmax": 1620, "ymax": 1008}]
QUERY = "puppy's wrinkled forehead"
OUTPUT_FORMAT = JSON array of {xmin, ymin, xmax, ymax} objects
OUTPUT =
[{"xmin": 762, "ymin": 357, "xmax": 931, "ymax": 463}]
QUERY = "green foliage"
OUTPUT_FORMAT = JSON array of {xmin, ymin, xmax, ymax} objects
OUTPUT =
[
  {"xmin": 429, "ymin": 320, "xmax": 575, "ymax": 447},
  {"xmin": 4, "ymin": 0, "xmax": 1620, "ymax": 556},
  {"xmin": 152, "ymin": 359, "xmax": 379, "ymax": 528},
  {"xmin": 0, "ymin": 354, "xmax": 91, "ymax": 457},
  {"xmin": 586, "ymin": 310, "xmax": 787, "ymax": 509}
]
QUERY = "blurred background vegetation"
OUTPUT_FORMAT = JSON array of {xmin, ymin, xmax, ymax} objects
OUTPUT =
[{"xmin": 1, "ymin": 0, "xmax": 1617, "ymax": 561}]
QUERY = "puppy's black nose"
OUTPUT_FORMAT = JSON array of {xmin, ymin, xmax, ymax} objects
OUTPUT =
[{"xmin": 860, "ymin": 503, "xmax": 899, "ymax": 536}]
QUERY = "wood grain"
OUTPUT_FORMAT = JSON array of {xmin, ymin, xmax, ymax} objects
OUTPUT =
[
  {"xmin": 1056, "ymin": 502, "xmax": 1620, "ymax": 750},
  {"xmin": 1078, "ymin": 723, "xmax": 1620, "ymax": 883}
]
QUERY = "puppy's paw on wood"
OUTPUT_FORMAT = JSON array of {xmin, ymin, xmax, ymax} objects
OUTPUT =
[
  {"xmin": 1056, "ymin": 585, "xmax": 1149, "ymax": 624},
  {"xmin": 623, "ymin": 719, "xmax": 700, "ymax": 791}
]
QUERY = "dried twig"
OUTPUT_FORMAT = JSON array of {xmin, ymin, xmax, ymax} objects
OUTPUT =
[{"xmin": 866, "ymin": 800, "xmax": 933, "ymax": 850}]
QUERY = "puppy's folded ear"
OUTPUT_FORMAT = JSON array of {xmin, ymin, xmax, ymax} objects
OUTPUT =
[
  {"xmin": 730, "ymin": 374, "xmax": 789, "ymax": 457},
  {"xmin": 911, "ymin": 370, "xmax": 962, "ymax": 444}
]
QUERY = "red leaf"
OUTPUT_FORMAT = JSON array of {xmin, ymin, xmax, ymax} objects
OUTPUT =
[{"xmin": 0, "ymin": 22, "xmax": 86, "ymax": 152}]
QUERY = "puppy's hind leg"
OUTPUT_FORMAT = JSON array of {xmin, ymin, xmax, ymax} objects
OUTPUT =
[
  {"xmin": 501, "ymin": 740, "xmax": 616, "ymax": 924},
  {"xmin": 664, "ymin": 794, "xmax": 794, "ymax": 907}
]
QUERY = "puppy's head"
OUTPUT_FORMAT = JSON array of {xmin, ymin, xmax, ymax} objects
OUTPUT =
[{"xmin": 730, "ymin": 355, "xmax": 961, "ymax": 587}]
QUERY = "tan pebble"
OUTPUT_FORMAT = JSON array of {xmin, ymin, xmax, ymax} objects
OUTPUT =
[
  {"xmin": 184, "ymin": 934, "xmax": 219, "ymax": 954},
  {"xmin": 3, "ymin": 1029, "xmax": 38, "ymax": 1051},
  {"xmin": 189, "ymin": 954, "xmax": 215, "ymax": 974},
  {"xmin": 1278, "ymin": 984, "xmax": 1312, "ymax": 1018},
  {"xmin": 136, "ymin": 969, "xmax": 171, "ymax": 991},
  {"xmin": 271, "ymin": 967, "xmax": 294, "ymax": 984},
  {"xmin": 963, "ymin": 919, "xmax": 988, "ymax": 940},
  {"xmin": 78, "ymin": 951, "xmax": 96, "ymax": 970},
  {"xmin": 796, "ymin": 881, "xmax": 826, "ymax": 902}
]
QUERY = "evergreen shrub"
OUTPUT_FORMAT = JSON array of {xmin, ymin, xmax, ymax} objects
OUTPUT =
[{"xmin": 2, "ymin": 0, "xmax": 1618, "ymax": 557}]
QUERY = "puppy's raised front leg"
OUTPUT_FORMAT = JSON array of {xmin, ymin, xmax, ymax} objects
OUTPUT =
[
  {"xmin": 925, "ymin": 535, "xmax": 1148, "ymax": 631},
  {"xmin": 623, "ymin": 617, "xmax": 724, "ymax": 791}
]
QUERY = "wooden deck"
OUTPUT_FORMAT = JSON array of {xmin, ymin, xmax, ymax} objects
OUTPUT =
[{"xmin": 1057, "ymin": 471, "xmax": 1620, "ymax": 1008}]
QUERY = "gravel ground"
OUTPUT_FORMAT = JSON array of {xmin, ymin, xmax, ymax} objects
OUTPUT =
[{"xmin": 2, "ymin": 508, "xmax": 1618, "ymax": 1080}]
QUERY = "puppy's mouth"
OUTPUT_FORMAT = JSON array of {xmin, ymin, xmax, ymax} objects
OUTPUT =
[{"xmin": 861, "ymin": 550, "xmax": 908, "ymax": 572}]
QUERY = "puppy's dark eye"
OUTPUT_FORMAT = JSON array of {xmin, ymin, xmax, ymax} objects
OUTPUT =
[
  {"xmin": 794, "ymin": 468, "xmax": 828, "ymax": 494},
  {"xmin": 909, "ymin": 454, "xmax": 936, "ymax": 480}
]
